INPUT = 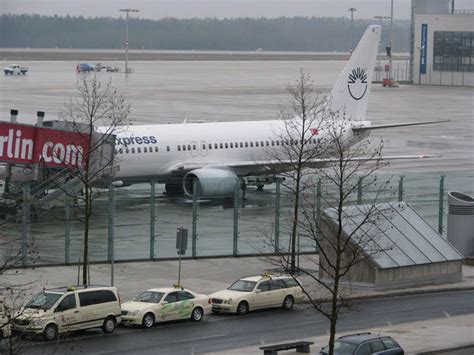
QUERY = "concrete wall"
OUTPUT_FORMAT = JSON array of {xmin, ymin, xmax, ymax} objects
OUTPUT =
[{"xmin": 413, "ymin": 14, "xmax": 474, "ymax": 86}]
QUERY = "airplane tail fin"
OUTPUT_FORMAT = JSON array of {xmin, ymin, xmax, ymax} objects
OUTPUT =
[{"xmin": 329, "ymin": 25, "xmax": 381, "ymax": 121}]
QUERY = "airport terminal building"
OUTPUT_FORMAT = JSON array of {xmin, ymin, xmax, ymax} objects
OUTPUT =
[{"xmin": 411, "ymin": 0, "xmax": 474, "ymax": 86}]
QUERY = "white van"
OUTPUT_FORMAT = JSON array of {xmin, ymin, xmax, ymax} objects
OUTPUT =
[{"xmin": 13, "ymin": 286, "xmax": 121, "ymax": 340}]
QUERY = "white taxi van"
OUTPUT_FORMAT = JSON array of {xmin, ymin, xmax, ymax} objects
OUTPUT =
[
  {"xmin": 121, "ymin": 286, "xmax": 211, "ymax": 328},
  {"xmin": 209, "ymin": 274, "xmax": 304, "ymax": 315},
  {"xmin": 13, "ymin": 286, "xmax": 121, "ymax": 340}
]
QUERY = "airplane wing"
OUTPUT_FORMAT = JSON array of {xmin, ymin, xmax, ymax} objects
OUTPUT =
[
  {"xmin": 168, "ymin": 155, "xmax": 440, "ymax": 176},
  {"xmin": 353, "ymin": 120, "xmax": 450, "ymax": 132}
]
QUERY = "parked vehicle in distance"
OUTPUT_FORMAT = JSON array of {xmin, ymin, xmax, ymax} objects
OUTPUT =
[
  {"xmin": 320, "ymin": 333, "xmax": 404, "ymax": 355},
  {"xmin": 209, "ymin": 273, "xmax": 304, "ymax": 315},
  {"xmin": 4, "ymin": 64, "xmax": 28, "ymax": 75},
  {"xmin": 94, "ymin": 63, "xmax": 105, "ymax": 71},
  {"xmin": 0, "ymin": 295, "xmax": 11, "ymax": 339},
  {"xmin": 76, "ymin": 63, "xmax": 94, "ymax": 73},
  {"xmin": 121, "ymin": 286, "xmax": 211, "ymax": 328},
  {"xmin": 106, "ymin": 66, "xmax": 119, "ymax": 72},
  {"xmin": 13, "ymin": 286, "xmax": 121, "ymax": 341}
]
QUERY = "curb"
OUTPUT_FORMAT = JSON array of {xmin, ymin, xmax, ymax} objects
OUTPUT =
[{"xmin": 415, "ymin": 343, "xmax": 474, "ymax": 354}]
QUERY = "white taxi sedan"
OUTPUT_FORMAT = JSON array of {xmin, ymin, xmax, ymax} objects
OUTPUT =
[
  {"xmin": 121, "ymin": 287, "xmax": 211, "ymax": 328},
  {"xmin": 209, "ymin": 274, "xmax": 304, "ymax": 315}
]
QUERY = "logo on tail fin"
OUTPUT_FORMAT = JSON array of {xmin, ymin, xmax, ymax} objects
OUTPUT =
[{"xmin": 347, "ymin": 68, "xmax": 368, "ymax": 101}]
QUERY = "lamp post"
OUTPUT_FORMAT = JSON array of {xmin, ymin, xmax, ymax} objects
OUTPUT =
[
  {"xmin": 348, "ymin": 8, "xmax": 357, "ymax": 51},
  {"xmin": 389, "ymin": 0, "xmax": 394, "ymax": 81},
  {"xmin": 374, "ymin": 16, "xmax": 390, "ymax": 81},
  {"xmin": 119, "ymin": 8, "xmax": 139, "ymax": 74}
]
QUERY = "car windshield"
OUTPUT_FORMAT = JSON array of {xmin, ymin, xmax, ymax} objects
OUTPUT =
[
  {"xmin": 228, "ymin": 280, "xmax": 257, "ymax": 292},
  {"xmin": 134, "ymin": 291, "xmax": 164, "ymax": 303},
  {"xmin": 26, "ymin": 292, "xmax": 63, "ymax": 310},
  {"xmin": 321, "ymin": 341, "xmax": 358, "ymax": 355}
]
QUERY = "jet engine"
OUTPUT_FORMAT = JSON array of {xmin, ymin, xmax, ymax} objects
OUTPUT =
[{"xmin": 182, "ymin": 168, "xmax": 238, "ymax": 197}]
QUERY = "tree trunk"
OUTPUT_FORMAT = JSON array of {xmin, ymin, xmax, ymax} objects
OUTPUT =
[
  {"xmin": 290, "ymin": 172, "xmax": 301, "ymax": 274},
  {"xmin": 82, "ymin": 186, "xmax": 91, "ymax": 285}
]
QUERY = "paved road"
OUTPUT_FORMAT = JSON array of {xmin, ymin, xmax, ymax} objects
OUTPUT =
[{"xmin": 9, "ymin": 290, "xmax": 474, "ymax": 355}]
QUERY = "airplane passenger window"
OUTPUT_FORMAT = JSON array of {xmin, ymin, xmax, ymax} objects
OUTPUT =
[
  {"xmin": 166, "ymin": 146, "xmax": 170, "ymax": 152},
  {"xmin": 125, "ymin": 148, "xmax": 129, "ymax": 154},
  {"xmin": 235, "ymin": 142, "xmax": 238, "ymax": 148},
  {"xmin": 214, "ymin": 143, "xmax": 218, "ymax": 149},
  {"xmin": 137, "ymin": 148, "xmax": 141, "ymax": 153},
  {"xmin": 285, "ymin": 140, "xmax": 289, "ymax": 145},
  {"xmin": 271, "ymin": 141, "xmax": 275, "ymax": 146},
  {"xmin": 193, "ymin": 144, "xmax": 196, "ymax": 150},
  {"xmin": 245, "ymin": 142, "xmax": 248, "ymax": 147},
  {"xmin": 177, "ymin": 146, "xmax": 181, "ymax": 151},
  {"xmin": 230, "ymin": 143, "xmax": 233, "ymax": 148},
  {"xmin": 261, "ymin": 141, "xmax": 264, "ymax": 146},
  {"xmin": 208, "ymin": 144, "xmax": 212, "ymax": 149},
  {"xmin": 119, "ymin": 149, "xmax": 123, "ymax": 154},
  {"xmin": 203, "ymin": 144, "xmax": 206, "ymax": 150},
  {"xmin": 250, "ymin": 142, "xmax": 253, "ymax": 147},
  {"xmin": 219, "ymin": 143, "xmax": 223, "ymax": 149},
  {"xmin": 155, "ymin": 147, "xmax": 159, "ymax": 152},
  {"xmin": 187, "ymin": 145, "xmax": 191, "ymax": 150},
  {"xmin": 239, "ymin": 142, "xmax": 243, "ymax": 148},
  {"xmin": 255, "ymin": 141, "xmax": 259, "ymax": 147},
  {"xmin": 225, "ymin": 143, "xmax": 228, "ymax": 149},
  {"xmin": 144, "ymin": 147, "xmax": 148, "ymax": 153},
  {"xmin": 276, "ymin": 141, "xmax": 280, "ymax": 146}
]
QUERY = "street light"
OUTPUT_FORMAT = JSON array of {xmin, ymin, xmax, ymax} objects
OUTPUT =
[
  {"xmin": 348, "ymin": 8, "xmax": 357, "ymax": 51},
  {"xmin": 119, "ymin": 8, "xmax": 139, "ymax": 74},
  {"xmin": 389, "ymin": 0, "xmax": 394, "ymax": 82},
  {"xmin": 374, "ymin": 16, "xmax": 390, "ymax": 81}
]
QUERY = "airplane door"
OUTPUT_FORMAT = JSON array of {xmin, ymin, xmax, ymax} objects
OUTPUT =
[
  {"xmin": 200, "ymin": 141, "xmax": 209, "ymax": 157},
  {"xmin": 191, "ymin": 141, "xmax": 199, "ymax": 157}
]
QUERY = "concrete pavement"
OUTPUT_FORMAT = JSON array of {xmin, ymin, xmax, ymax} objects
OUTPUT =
[{"xmin": 204, "ymin": 313, "xmax": 474, "ymax": 355}]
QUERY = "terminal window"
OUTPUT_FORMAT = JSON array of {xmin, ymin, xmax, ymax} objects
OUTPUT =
[{"xmin": 433, "ymin": 31, "xmax": 473, "ymax": 72}]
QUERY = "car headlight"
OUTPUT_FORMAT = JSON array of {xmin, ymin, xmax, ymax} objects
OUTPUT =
[
  {"xmin": 224, "ymin": 299, "xmax": 233, "ymax": 304},
  {"xmin": 130, "ymin": 310, "xmax": 140, "ymax": 316},
  {"xmin": 30, "ymin": 319, "xmax": 45, "ymax": 327}
]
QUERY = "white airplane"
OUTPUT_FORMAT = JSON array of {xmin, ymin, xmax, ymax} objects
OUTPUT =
[{"xmin": 111, "ymin": 25, "xmax": 441, "ymax": 197}]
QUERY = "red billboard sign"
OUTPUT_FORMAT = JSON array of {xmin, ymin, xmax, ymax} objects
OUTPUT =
[{"xmin": 0, "ymin": 122, "xmax": 89, "ymax": 168}]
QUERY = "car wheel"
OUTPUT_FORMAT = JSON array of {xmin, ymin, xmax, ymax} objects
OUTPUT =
[
  {"xmin": 43, "ymin": 324, "xmax": 58, "ymax": 341},
  {"xmin": 236, "ymin": 301, "xmax": 249, "ymax": 315},
  {"xmin": 142, "ymin": 313, "xmax": 155, "ymax": 328},
  {"xmin": 190, "ymin": 307, "xmax": 204, "ymax": 322},
  {"xmin": 283, "ymin": 295, "xmax": 295, "ymax": 310},
  {"xmin": 102, "ymin": 316, "xmax": 116, "ymax": 334}
]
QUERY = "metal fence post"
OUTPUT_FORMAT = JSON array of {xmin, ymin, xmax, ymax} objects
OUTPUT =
[
  {"xmin": 357, "ymin": 177, "xmax": 363, "ymax": 205},
  {"xmin": 65, "ymin": 184, "xmax": 71, "ymax": 264},
  {"xmin": 107, "ymin": 182, "xmax": 115, "ymax": 285},
  {"xmin": 21, "ymin": 183, "xmax": 30, "ymax": 267},
  {"xmin": 150, "ymin": 180, "xmax": 156, "ymax": 260},
  {"xmin": 438, "ymin": 175, "xmax": 445, "ymax": 234},
  {"xmin": 233, "ymin": 179, "xmax": 240, "ymax": 256},
  {"xmin": 398, "ymin": 175, "xmax": 404, "ymax": 202},
  {"xmin": 274, "ymin": 179, "xmax": 281, "ymax": 253},
  {"xmin": 192, "ymin": 179, "xmax": 199, "ymax": 258}
]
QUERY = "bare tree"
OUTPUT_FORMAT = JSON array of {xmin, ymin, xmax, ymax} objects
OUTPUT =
[
  {"xmin": 58, "ymin": 74, "xmax": 130, "ymax": 285},
  {"xmin": 265, "ymin": 69, "xmax": 329, "ymax": 274},
  {"xmin": 263, "ymin": 71, "xmax": 394, "ymax": 354}
]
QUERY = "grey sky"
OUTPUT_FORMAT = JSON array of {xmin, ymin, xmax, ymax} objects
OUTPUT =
[{"xmin": 2, "ymin": 0, "xmax": 473, "ymax": 20}]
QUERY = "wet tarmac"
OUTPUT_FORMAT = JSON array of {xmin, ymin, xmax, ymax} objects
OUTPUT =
[{"xmin": 0, "ymin": 60, "xmax": 472, "ymax": 264}]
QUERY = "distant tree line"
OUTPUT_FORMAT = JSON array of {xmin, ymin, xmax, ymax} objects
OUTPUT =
[{"xmin": 0, "ymin": 14, "xmax": 410, "ymax": 51}]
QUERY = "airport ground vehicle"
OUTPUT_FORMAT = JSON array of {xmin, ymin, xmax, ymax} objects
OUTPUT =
[
  {"xmin": 320, "ymin": 333, "xmax": 404, "ymax": 355},
  {"xmin": 76, "ymin": 63, "xmax": 94, "ymax": 73},
  {"xmin": 13, "ymin": 286, "xmax": 121, "ymax": 341},
  {"xmin": 121, "ymin": 286, "xmax": 211, "ymax": 328},
  {"xmin": 4, "ymin": 64, "xmax": 28, "ymax": 75},
  {"xmin": 209, "ymin": 274, "xmax": 304, "ymax": 315},
  {"xmin": 105, "ymin": 66, "xmax": 119, "ymax": 72}
]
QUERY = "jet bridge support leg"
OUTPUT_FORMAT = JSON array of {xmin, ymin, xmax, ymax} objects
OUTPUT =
[{"xmin": 21, "ymin": 183, "xmax": 30, "ymax": 267}]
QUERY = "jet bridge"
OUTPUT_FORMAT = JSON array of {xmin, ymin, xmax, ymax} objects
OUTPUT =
[{"xmin": 0, "ymin": 110, "xmax": 117, "ymax": 218}]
